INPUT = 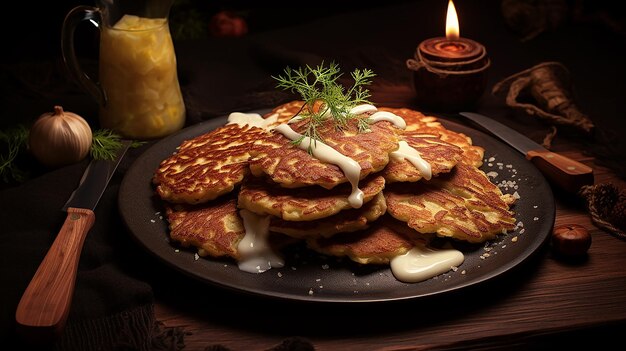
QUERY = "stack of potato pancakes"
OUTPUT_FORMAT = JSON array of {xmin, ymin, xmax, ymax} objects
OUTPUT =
[{"xmin": 152, "ymin": 101, "xmax": 516, "ymax": 279}]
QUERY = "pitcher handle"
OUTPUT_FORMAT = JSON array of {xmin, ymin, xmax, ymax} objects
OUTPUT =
[{"xmin": 61, "ymin": 6, "xmax": 107, "ymax": 107}]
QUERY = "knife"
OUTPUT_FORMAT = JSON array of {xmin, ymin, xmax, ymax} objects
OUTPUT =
[
  {"xmin": 459, "ymin": 112, "xmax": 594, "ymax": 193},
  {"xmin": 15, "ymin": 140, "xmax": 131, "ymax": 341}
]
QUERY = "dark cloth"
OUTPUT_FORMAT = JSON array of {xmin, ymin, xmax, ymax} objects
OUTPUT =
[{"xmin": 2, "ymin": 0, "xmax": 626, "ymax": 350}]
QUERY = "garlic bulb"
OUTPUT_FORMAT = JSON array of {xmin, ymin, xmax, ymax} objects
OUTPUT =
[{"xmin": 29, "ymin": 106, "xmax": 93, "ymax": 167}]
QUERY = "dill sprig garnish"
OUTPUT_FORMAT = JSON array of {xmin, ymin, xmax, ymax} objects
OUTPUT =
[{"xmin": 272, "ymin": 61, "xmax": 376, "ymax": 149}]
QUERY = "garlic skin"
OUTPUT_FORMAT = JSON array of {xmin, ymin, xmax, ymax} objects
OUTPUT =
[{"xmin": 29, "ymin": 106, "xmax": 93, "ymax": 167}]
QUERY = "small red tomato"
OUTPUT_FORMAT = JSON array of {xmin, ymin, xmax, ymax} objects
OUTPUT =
[{"xmin": 209, "ymin": 11, "xmax": 248, "ymax": 37}]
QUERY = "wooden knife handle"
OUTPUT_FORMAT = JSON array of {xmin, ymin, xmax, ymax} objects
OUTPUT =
[
  {"xmin": 526, "ymin": 149, "xmax": 594, "ymax": 194},
  {"xmin": 15, "ymin": 207, "xmax": 95, "ymax": 342}
]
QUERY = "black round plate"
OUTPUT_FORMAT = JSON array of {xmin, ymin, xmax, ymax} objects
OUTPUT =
[{"xmin": 118, "ymin": 111, "xmax": 555, "ymax": 303}]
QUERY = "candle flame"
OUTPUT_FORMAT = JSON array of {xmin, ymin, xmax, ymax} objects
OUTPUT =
[{"xmin": 446, "ymin": 0, "xmax": 460, "ymax": 40}]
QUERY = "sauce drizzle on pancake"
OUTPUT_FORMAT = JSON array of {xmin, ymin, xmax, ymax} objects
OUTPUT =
[
  {"xmin": 238, "ymin": 209, "xmax": 285, "ymax": 273},
  {"xmin": 274, "ymin": 123, "xmax": 365, "ymax": 208},
  {"xmin": 227, "ymin": 112, "xmax": 278, "ymax": 130},
  {"xmin": 350, "ymin": 104, "xmax": 378, "ymax": 115},
  {"xmin": 390, "ymin": 141, "xmax": 433, "ymax": 180},
  {"xmin": 368, "ymin": 111, "xmax": 407, "ymax": 129}
]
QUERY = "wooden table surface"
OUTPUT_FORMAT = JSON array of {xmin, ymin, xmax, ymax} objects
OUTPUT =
[{"xmin": 152, "ymin": 137, "xmax": 626, "ymax": 350}]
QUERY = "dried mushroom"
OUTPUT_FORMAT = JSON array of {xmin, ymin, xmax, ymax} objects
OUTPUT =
[{"xmin": 492, "ymin": 61, "xmax": 594, "ymax": 134}]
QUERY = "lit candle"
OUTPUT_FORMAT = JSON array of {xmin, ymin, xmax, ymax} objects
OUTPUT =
[
  {"xmin": 420, "ymin": 0, "xmax": 484, "ymax": 61},
  {"xmin": 406, "ymin": 0, "xmax": 490, "ymax": 111}
]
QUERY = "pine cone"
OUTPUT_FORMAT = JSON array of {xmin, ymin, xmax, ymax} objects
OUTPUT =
[{"xmin": 580, "ymin": 183, "xmax": 626, "ymax": 239}]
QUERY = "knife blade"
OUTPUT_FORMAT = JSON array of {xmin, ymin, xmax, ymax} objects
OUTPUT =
[
  {"xmin": 15, "ymin": 140, "xmax": 131, "ymax": 341},
  {"xmin": 459, "ymin": 112, "xmax": 594, "ymax": 193}
]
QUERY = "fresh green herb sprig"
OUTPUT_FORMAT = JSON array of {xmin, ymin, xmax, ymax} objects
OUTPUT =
[
  {"xmin": 91, "ymin": 129, "xmax": 144, "ymax": 160},
  {"xmin": 272, "ymin": 61, "xmax": 376, "ymax": 149},
  {"xmin": 0, "ymin": 125, "xmax": 29, "ymax": 183}
]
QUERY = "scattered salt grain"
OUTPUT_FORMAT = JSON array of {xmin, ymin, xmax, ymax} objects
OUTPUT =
[
  {"xmin": 194, "ymin": 253, "xmax": 199, "ymax": 260},
  {"xmin": 174, "ymin": 249, "xmax": 180, "ymax": 253},
  {"xmin": 488, "ymin": 157, "xmax": 495, "ymax": 162},
  {"xmin": 316, "ymin": 278, "xmax": 321, "ymax": 282},
  {"xmin": 291, "ymin": 266, "xmax": 297, "ymax": 271},
  {"xmin": 512, "ymin": 191, "xmax": 520, "ymax": 200},
  {"xmin": 533, "ymin": 217, "xmax": 539, "ymax": 221},
  {"xmin": 150, "ymin": 219, "xmax": 156, "ymax": 223},
  {"xmin": 512, "ymin": 236, "xmax": 518, "ymax": 242},
  {"xmin": 533, "ymin": 205, "xmax": 538, "ymax": 209},
  {"xmin": 461, "ymin": 270, "xmax": 466, "ymax": 275},
  {"xmin": 308, "ymin": 289, "xmax": 314, "ymax": 295},
  {"xmin": 520, "ymin": 228, "xmax": 526, "ymax": 234},
  {"xmin": 277, "ymin": 272, "xmax": 283, "ymax": 278},
  {"xmin": 321, "ymin": 264, "xmax": 330, "ymax": 270},
  {"xmin": 451, "ymin": 266, "xmax": 458, "ymax": 272},
  {"xmin": 486, "ymin": 171, "xmax": 498, "ymax": 178}
]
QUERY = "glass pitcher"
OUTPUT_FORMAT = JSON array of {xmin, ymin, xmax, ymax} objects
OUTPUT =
[{"xmin": 62, "ymin": 0, "xmax": 185, "ymax": 140}]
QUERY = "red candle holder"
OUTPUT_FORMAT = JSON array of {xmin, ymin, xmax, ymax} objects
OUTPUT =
[{"xmin": 406, "ymin": 36, "xmax": 490, "ymax": 112}]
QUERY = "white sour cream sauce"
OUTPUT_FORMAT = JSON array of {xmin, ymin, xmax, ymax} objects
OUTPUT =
[
  {"xmin": 391, "ymin": 141, "xmax": 432, "ymax": 180},
  {"xmin": 367, "ymin": 111, "xmax": 407, "ymax": 129},
  {"xmin": 227, "ymin": 112, "xmax": 278, "ymax": 130},
  {"xmin": 228, "ymin": 105, "xmax": 463, "ymax": 280},
  {"xmin": 237, "ymin": 209, "xmax": 285, "ymax": 273},
  {"xmin": 391, "ymin": 244, "xmax": 465, "ymax": 283},
  {"xmin": 275, "ymin": 123, "xmax": 365, "ymax": 208}
]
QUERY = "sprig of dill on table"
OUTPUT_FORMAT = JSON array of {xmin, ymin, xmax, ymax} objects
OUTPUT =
[
  {"xmin": 0, "ymin": 125, "xmax": 30, "ymax": 183},
  {"xmin": 90, "ymin": 129, "xmax": 144, "ymax": 160},
  {"xmin": 272, "ymin": 61, "xmax": 376, "ymax": 148}
]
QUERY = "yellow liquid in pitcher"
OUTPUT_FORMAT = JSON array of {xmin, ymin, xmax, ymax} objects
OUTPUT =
[{"xmin": 99, "ymin": 15, "xmax": 185, "ymax": 139}]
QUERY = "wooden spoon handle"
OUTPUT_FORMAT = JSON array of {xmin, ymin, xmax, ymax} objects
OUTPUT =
[{"xmin": 15, "ymin": 207, "xmax": 95, "ymax": 341}]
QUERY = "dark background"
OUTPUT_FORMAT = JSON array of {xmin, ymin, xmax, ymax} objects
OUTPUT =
[
  {"xmin": 2, "ymin": 1, "xmax": 626, "ymax": 348},
  {"xmin": 3, "ymin": 0, "xmax": 625, "ymax": 178},
  {"xmin": 3, "ymin": 0, "xmax": 421, "ymax": 64}
]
